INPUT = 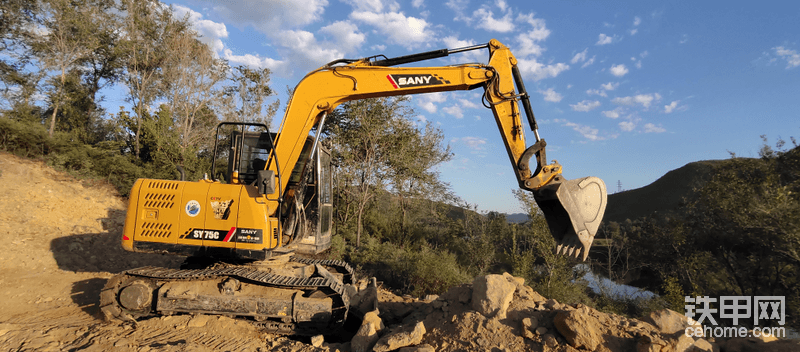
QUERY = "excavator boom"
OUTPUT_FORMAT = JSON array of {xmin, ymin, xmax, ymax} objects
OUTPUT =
[{"xmin": 268, "ymin": 39, "xmax": 607, "ymax": 260}]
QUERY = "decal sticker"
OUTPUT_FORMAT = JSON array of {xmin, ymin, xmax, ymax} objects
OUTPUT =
[
  {"xmin": 386, "ymin": 74, "xmax": 450, "ymax": 89},
  {"xmin": 179, "ymin": 227, "xmax": 263, "ymax": 244},
  {"xmin": 210, "ymin": 199, "xmax": 233, "ymax": 220},
  {"xmin": 236, "ymin": 228, "xmax": 263, "ymax": 244},
  {"xmin": 185, "ymin": 200, "xmax": 201, "ymax": 217}
]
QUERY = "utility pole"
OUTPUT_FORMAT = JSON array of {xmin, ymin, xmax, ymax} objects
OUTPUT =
[{"xmin": 617, "ymin": 180, "xmax": 622, "ymax": 193}]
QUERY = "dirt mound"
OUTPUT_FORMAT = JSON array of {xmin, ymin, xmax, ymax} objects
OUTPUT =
[{"xmin": 0, "ymin": 151, "xmax": 797, "ymax": 352}]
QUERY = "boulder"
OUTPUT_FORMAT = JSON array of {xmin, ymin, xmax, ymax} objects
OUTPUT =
[
  {"xmin": 310, "ymin": 335, "xmax": 324, "ymax": 348},
  {"xmin": 554, "ymin": 306, "xmax": 604, "ymax": 350},
  {"xmin": 351, "ymin": 322, "xmax": 379, "ymax": 352},
  {"xmin": 373, "ymin": 321, "xmax": 426, "ymax": 352},
  {"xmin": 692, "ymin": 338, "xmax": 719, "ymax": 352},
  {"xmin": 471, "ymin": 274, "xmax": 516, "ymax": 319},
  {"xmin": 642, "ymin": 309, "xmax": 697, "ymax": 334}
]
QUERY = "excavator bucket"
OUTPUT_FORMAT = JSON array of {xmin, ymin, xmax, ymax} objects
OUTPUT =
[{"xmin": 534, "ymin": 176, "xmax": 607, "ymax": 261}]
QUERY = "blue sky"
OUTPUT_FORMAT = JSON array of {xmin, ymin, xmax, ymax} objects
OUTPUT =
[{"xmin": 145, "ymin": 0, "xmax": 799, "ymax": 214}]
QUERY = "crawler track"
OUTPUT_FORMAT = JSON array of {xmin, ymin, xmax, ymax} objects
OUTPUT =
[{"xmin": 100, "ymin": 257, "xmax": 354, "ymax": 335}]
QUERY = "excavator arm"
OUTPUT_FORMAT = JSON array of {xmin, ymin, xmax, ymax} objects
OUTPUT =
[{"xmin": 268, "ymin": 39, "xmax": 607, "ymax": 260}]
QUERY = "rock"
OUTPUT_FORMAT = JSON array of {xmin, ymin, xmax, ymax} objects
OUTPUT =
[
  {"xmin": 373, "ymin": 321, "xmax": 426, "ymax": 352},
  {"xmin": 637, "ymin": 335, "xmax": 664, "ymax": 352},
  {"xmin": 311, "ymin": 335, "xmax": 324, "ymax": 348},
  {"xmin": 543, "ymin": 298, "xmax": 561, "ymax": 310},
  {"xmin": 521, "ymin": 317, "xmax": 537, "ymax": 339},
  {"xmin": 187, "ymin": 314, "xmax": 211, "ymax": 328},
  {"xmin": 692, "ymin": 338, "xmax": 718, "ymax": 352},
  {"xmin": 535, "ymin": 326, "xmax": 548, "ymax": 335},
  {"xmin": 642, "ymin": 309, "xmax": 696, "ymax": 334},
  {"xmin": 554, "ymin": 306, "xmax": 604, "ymax": 351},
  {"xmin": 666, "ymin": 333, "xmax": 695, "ymax": 352},
  {"xmin": 471, "ymin": 274, "xmax": 516, "ymax": 319},
  {"xmin": 423, "ymin": 294, "xmax": 438, "ymax": 301},
  {"xmin": 544, "ymin": 334, "xmax": 559, "ymax": 347},
  {"xmin": 363, "ymin": 310, "xmax": 385, "ymax": 332},
  {"xmin": 398, "ymin": 344, "xmax": 435, "ymax": 352},
  {"xmin": 351, "ymin": 322, "xmax": 379, "ymax": 352}
]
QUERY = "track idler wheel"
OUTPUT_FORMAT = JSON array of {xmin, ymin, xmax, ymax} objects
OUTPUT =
[{"xmin": 100, "ymin": 274, "xmax": 157, "ymax": 322}]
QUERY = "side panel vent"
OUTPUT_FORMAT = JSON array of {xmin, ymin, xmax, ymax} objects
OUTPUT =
[
  {"xmin": 146, "ymin": 180, "xmax": 180, "ymax": 190},
  {"xmin": 138, "ymin": 222, "xmax": 173, "ymax": 238},
  {"xmin": 143, "ymin": 192, "xmax": 176, "ymax": 209}
]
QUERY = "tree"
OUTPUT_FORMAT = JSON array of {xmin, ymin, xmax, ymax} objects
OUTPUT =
[
  {"xmin": 120, "ymin": 0, "xmax": 188, "ymax": 158},
  {"xmin": 218, "ymin": 65, "xmax": 279, "ymax": 126},
  {"xmin": 386, "ymin": 120, "xmax": 453, "ymax": 242},
  {"xmin": 0, "ymin": 0, "xmax": 41, "ymax": 112},
  {"xmin": 31, "ymin": 0, "xmax": 102, "ymax": 137},
  {"xmin": 328, "ymin": 97, "xmax": 418, "ymax": 246},
  {"xmin": 160, "ymin": 27, "xmax": 227, "ymax": 161}
]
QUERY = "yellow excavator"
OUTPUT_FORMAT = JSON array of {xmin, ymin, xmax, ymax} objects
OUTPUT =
[{"xmin": 100, "ymin": 39, "xmax": 607, "ymax": 334}]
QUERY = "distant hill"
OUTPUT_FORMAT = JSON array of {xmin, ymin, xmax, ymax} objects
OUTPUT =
[
  {"xmin": 505, "ymin": 213, "xmax": 530, "ymax": 223},
  {"xmin": 603, "ymin": 159, "xmax": 726, "ymax": 224}
]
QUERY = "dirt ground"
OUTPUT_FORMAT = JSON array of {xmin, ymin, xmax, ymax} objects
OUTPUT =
[{"xmin": 0, "ymin": 152, "xmax": 324, "ymax": 351}]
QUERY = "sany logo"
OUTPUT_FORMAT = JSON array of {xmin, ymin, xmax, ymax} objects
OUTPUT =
[{"xmin": 387, "ymin": 74, "xmax": 449, "ymax": 89}]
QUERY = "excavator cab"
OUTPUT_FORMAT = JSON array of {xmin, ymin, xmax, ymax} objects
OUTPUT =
[{"xmin": 215, "ymin": 124, "xmax": 334, "ymax": 256}]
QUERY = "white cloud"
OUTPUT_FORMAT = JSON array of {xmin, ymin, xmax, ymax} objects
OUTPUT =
[
  {"xmin": 633, "ymin": 16, "xmax": 641, "ymax": 26},
  {"xmin": 601, "ymin": 82, "xmax": 619, "ymax": 91},
  {"xmin": 472, "ymin": 7, "xmax": 514, "ymax": 32},
  {"xmin": 619, "ymin": 120, "xmax": 636, "ymax": 131},
  {"xmin": 342, "ymin": 0, "xmax": 396, "ymax": 13},
  {"xmin": 453, "ymin": 136, "xmax": 488, "ymax": 151},
  {"xmin": 223, "ymin": 49, "xmax": 288, "ymax": 72},
  {"xmin": 517, "ymin": 59, "xmax": 569, "ymax": 81},
  {"xmin": 443, "ymin": 105, "xmax": 464, "ymax": 118},
  {"xmin": 570, "ymin": 100, "xmax": 601, "ymax": 112},
  {"xmin": 679, "ymin": 34, "xmax": 689, "ymax": 44},
  {"xmin": 415, "ymin": 92, "xmax": 447, "ymax": 113},
  {"xmin": 458, "ymin": 98, "xmax": 480, "ymax": 109},
  {"xmin": 445, "ymin": 0, "xmax": 469, "ymax": 21},
  {"xmin": 586, "ymin": 89, "xmax": 606, "ymax": 97},
  {"xmin": 664, "ymin": 100, "xmax": 679, "ymax": 113},
  {"xmin": 581, "ymin": 55, "xmax": 596, "ymax": 68},
  {"xmin": 602, "ymin": 107, "xmax": 623, "ymax": 119},
  {"xmin": 640, "ymin": 50, "xmax": 649, "ymax": 58},
  {"xmin": 350, "ymin": 11, "xmax": 433, "ymax": 47},
  {"xmin": 514, "ymin": 13, "xmax": 551, "ymax": 57},
  {"xmin": 412, "ymin": 0, "xmax": 424, "ymax": 8},
  {"xmin": 172, "ymin": 5, "xmax": 229, "ymax": 52},
  {"xmin": 629, "ymin": 28, "xmax": 638, "ymax": 36},
  {"xmin": 644, "ymin": 123, "xmax": 666, "ymax": 133},
  {"xmin": 554, "ymin": 119, "xmax": 610, "ymax": 141},
  {"xmin": 213, "ymin": 0, "xmax": 327, "ymax": 33},
  {"xmin": 538, "ymin": 88, "xmax": 563, "ymax": 102},
  {"xmin": 774, "ymin": 46, "xmax": 800, "ymax": 69},
  {"xmin": 496, "ymin": 0, "xmax": 508, "ymax": 12},
  {"xmin": 610, "ymin": 64, "xmax": 629, "ymax": 77},
  {"xmin": 612, "ymin": 93, "xmax": 662, "ymax": 109},
  {"xmin": 571, "ymin": 48, "xmax": 588, "ymax": 64},
  {"xmin": 596, "ymin": 33, "xmax": 616, "ymax": 45},
  {"xmin": 319, "ymin": 21, "xmax": 365, "ymax": 53}
]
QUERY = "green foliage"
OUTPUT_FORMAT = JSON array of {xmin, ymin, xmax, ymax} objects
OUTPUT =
[
  {"xmin": 605, "ymin": 139, "xmax": 800, "ymax": 329},
  {"xmin": 347, "ymin": 237, "xmax": 470, "ymax": 297},
  {"xmin": 662, "ymin": 276, "xmax": 685, "ymax": 313}
]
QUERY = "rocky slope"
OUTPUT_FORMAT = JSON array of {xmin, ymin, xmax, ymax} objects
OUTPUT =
[{"xmin": 0, "ymin": 151, "xmax": 797, "ymax": 352}]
